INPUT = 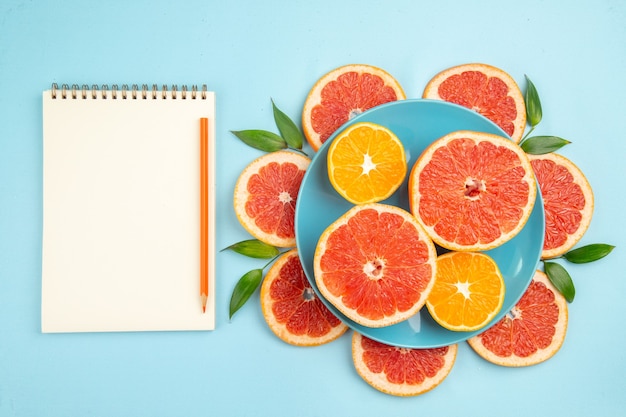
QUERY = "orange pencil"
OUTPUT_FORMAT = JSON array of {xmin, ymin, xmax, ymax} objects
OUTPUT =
[{"xmin": 200, "ymin": 117, "xmax": 209, "ymax": 313}]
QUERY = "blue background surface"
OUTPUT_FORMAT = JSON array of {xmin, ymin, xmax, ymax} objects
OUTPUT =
[{"xmin": 1, "ymin": 1, "xmax": 625, "ymax": 416}]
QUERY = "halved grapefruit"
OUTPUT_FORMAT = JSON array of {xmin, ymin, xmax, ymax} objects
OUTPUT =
[
  {"xmin": 423, "ymin": 63, "xmax": 526, "ymax": 143},
  {"xmin": 302, "ymin": 64, "xmax": 406, "ymax": 151},
  {"xmin": 352, "ymin": 332, "xmax": 457, "ymax": 396},
  {"xmin": 314, "ymin": 203, "xmax": 437, "ymax": 328},
  {"xmin": 233, "ymin": 151, "xmax": 310, "ymax": 247},
  {"xmin": 467, "ymin": 270, "xmax": 568, "ymax": 367},
  {"xmin": 260, "ymin": 249, "xmax": 348, "ymax": 346},
  {"xmin": 409, "ymin": 130, "xmax": 536, "ymax": 251},
  {"xmin": 529, "ymin": 153, "xmax": 594, "ymax": 259}
]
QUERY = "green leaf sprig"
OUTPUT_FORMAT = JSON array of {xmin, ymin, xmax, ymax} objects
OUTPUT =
[
  {"xmin": 223, "ymin": 239, "xmax": 280, "ymax": 259},
  {"xmin": 520, "ymin": 135, "xmax": 571, "ymax": 155},
  {"xmin": 231, "ymin": 100, "xmax": 308, "ymax": 156},
  {"xmin": 542, "ymin": 244, "xmax": 615, "ymax": 303},
  {"xmin": 227, "ymin": 100, "xmax": 307, "ymax": 320},
  {"xmin": 524, "ymin": 75, "xmax": 543, "ymax": 129},
  {"xmin": 520, "ymin": 76, "xmax": 615, "ymax": 301},
  {"xmin": 272, "ymin": 99, "xmax": 304, "ymax": 150},
  {"xmin": 229, "ymin": 268, "xmax": 264, "ymax": 320},
  {"xmin": 562, "ymin": 243, "xmax": 615, "ymax": 264},
  {"xmin": 519, "ymin": 76, "xmax": 570, "ymax": 154},
  {"xmin": 223, "ymin": 239, "xmax": 289, "ymax": 319}
]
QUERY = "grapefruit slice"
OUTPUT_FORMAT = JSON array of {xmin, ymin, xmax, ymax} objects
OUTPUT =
[
  {"xmin": 234, "ymin": 151, "xmax": 310, "ymax": 247},
  {"xmin": 467, "ymin": 270, "xmax": 568, "ymax": 367},
  {"xmin": 260, "ymin": 249, "xmax": 348, "ymax": 346},
  {"xmin": 352, "ymin": 332, "xmax": 457, "ymax": 396},
  {"xmin": 314, "ymin": 203, "xmax": 437, "ymax": 328},
  {"xmin": 409, "ymin": 130, "xmax": 536, "ymax": 251},
  {"xmin": 426, "ymin": 252, "xmax": 505, "ymax": 332},
  {"xmin": 423, "ymin": 63, "xmax": 526, "ymax": 143},
  {"xmin": 327, "ymin": 122, "xmax": 407, "ymax": 204},
  {"xmin": 529, "ymin": 153, "xmax": 594, "ymax": 259},
  {"xmin": 302, "ymin": 64, "xmax": 406, "ymax": 151}
]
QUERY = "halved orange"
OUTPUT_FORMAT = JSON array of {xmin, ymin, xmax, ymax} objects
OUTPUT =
[
  {"xmin": 314, "ymin": 203, "xmax": 437, "ymax": 328},
  {"xmin": 529, "ymin": 153, "xmax": 594, "ymax": 259},
  {"xmin": 233, "ymin": 151, "xmax": 310, "ymax": 247},
  {"xmin": 426, "ymin": 251, "xmax": 505, "ymax": 332},
  {"xmin": 409, "ymin": 130, "xmax": 536, "ymax": 251},
  {"xmin": 467, "ymin": 270, "xmax": 568, "ymax": 367},
  {"xmin": 327, "ymin": 122, "xmax": 407, "ymax": 204},
  {"xmin": 260, "ymin": 249, "xmax": 348, "ymax": 346},
  {"xmin": 423, "ymin": 63, "xmax": 526, "ymax": 143},
  {"xmin": 302, "ymin": 64, "xmax": 406, "ymax": 151},
  {"xmin": 352, "ymin": 332, "xmax": 457, "ymax": 396}
]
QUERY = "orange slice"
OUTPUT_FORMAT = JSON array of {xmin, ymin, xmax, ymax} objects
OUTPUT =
[
  {"xmin": 409, "ymin": 130, "xmax": 536, "ymax": 251},
  {"xmin": 233, "ymin": 151, "xmax": 310, "ymax": 247},
  {"xmin": 423, "ymin": 63, "xmax": 526, "ymax": 143},
  {"xmin": 302, "ymin": 64, "xmax": 406, "ymax": 151},
  {"xmin": 327, "ymin": 122, "xmax": 407, "ymax": 204},
  {"xmin": 426, "ymin": 251, "xmax": 505, "ymax": 332},
  {"xmin": 529, "ymin": 153, "xmax": 594, "ymax": 259},
  {"xmin": 314, "ymin": 203, "xmax": 437, "ymax": 328},
  {"xmin": 352, "ymin": 332, "xmax": 457, "ymax": 396},
  {"xmin": 260, "ymin": 249, "xmax": 348, "ymax": 346},
  {"xmin": 467, "ymin": 270, "xmax": 568, "ymax": 366}
]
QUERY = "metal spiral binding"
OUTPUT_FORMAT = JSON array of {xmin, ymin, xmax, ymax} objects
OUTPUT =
[{"xmin": 51, "ymin": 83, "xmax": 208, "ymax": 100}]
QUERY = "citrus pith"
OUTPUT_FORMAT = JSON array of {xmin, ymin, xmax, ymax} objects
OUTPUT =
[
  {"xmin": 314, "ymin": 203, "xmax": 437, "ymax": 328},
  {"xmin": 423, "ymin": 63, "xmax": 526, "ymax": 143},
  {"xmin": 529, "ymin": 153, "xmax": 594, "ymax": 259},
  {"xmin": 409, "ymin": 130, "xmax": 536, "ymax": 251},
  {"xmin": 260, "ymin": 249, "xmax": 348, "ymax": 346},
  {"xmin": 302, "ymin": 64, "xmax": 406, "ymax": 151},
  {"xmin": 352, "ymin": 332, "xmax": 457, "ymax": 396},
  {"xmin": 327, "ymin": 122, "xmax": 407, "ymax": 204},
  {"xmin": 233, "ymin": 151, "xmax": 310, "ymax": 247},
  {"xmin": 467, "ymin": 270, "xmax": 568, "ymax": 367}
]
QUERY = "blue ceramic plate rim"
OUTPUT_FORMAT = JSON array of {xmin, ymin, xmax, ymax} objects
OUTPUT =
[{"xmin": 295, "ymin": 99, "xmax": 545, "ymax": 348}]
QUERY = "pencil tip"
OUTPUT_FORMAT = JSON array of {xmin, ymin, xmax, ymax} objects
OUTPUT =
[{"xmin": 201, "ymin": 294, "xmax": 208, "ymax": 314}]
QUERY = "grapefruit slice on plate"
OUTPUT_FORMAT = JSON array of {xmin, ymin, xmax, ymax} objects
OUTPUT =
[
  {"xmin": 261, "ymin": 249, "xmax": 348, "ymax": 346},
  {"xmin": 423, "ymin": 63, "xmax": 526, "ymax": 143},
  {"xmin": 302, "ymin": 64, "xmax": 405, "ymax": 151},
  {"xmin": 314, "ymin": 203, "xmax": 437, "ymax": 328},
  {"xmin": 234, "ymin": 151, "xmax": 310, "ymax": 247},
  {"xmin": 409, "ymin": 130, "xmax": 537, "ymax": 252},
  {"xmin": 352, "ymin": 332, "xmax": 457, "ymax": 396},
  {"xmin": 467, "ymin": 270, "xmax": 568, "ymax": 367},
  {"xmin": 529, "ymin": 152, "xmax": 594, "ymax": 259}
]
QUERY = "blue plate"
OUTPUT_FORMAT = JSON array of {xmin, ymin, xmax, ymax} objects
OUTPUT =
[{"xmin": 295, "ymin": 99, "xmax": 545, "ymax": 348}]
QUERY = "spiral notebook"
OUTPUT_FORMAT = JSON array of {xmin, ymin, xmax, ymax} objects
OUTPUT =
[{"xmin": 41, "ymin": 83, "xmax": 216, "ymax": 333}]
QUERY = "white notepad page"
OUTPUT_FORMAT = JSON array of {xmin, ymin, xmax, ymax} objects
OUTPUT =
[{"xmin": 42, "ymin": 85, "xmax": 216, "ymax": 332}]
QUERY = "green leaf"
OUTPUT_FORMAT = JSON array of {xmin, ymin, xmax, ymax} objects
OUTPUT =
[
  {"xmin": 544, "ymin": 261, "xmax": 575, "ymax": 302},
  {"xmin": 272, "ymin": 99, "xmax": 304, "ymax": 149},
  {"xmin": 563, "ymin": 244, "xmax": 615, "ymax": 264},
  {"xmin": 525, "ymin": 75, "xmax": 543, "ymax": 128},
  {"xmin": 231, "ymin": 129, "xmax": 287, "ymax": 152},
  {"xmin": 229, "ymin": 269, "xmax": 263, "ymax": 319},
  {"xmin": 223, "ymin": 239, "xmax": 280, "ymax": 259},
  {"xmin": 520, "ymin": 135, "xmax": 571, "ymax": 154}
]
